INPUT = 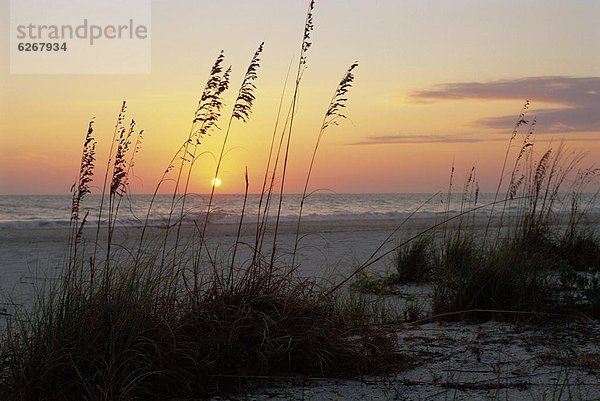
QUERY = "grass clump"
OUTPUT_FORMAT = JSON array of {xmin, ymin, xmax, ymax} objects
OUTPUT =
[
  {"xmin": 167, "ymin": 275, "xmax": 373, "ymax": 396},
  {"xmin": 349, "ymin": 235, "xmax": 435, "ymax": 295},
  {"xmin": 431, "ymin": 230, "xmax": 600, "ymax": 319},
  {"xmin": 344, "ymin": 103, "xmax": 600, "ymax": 321},
  {"xmin": 432, "ymin": 243, "xmax": 552, "ymax": 316},
  {"xmin": 558, "ymin": 232, "xmax": 600, "ymax": 272},
  {"xmin": 2, "ymin": 268, "xmax": 376, "ymax": 400},
  {"xmin": 429, "ymin": 126, "xmax": 600, "ymax": 319},
  {"xmin": 350, "ymin": 273, "xmax": 399, "ymax": 295},
  {"xmin": 394, "ymin": 235, "xmax": 434, "ymax": 283},
  {"xmin": 2, "ymin": 273, "xmax": 167, "ymax": 400}
]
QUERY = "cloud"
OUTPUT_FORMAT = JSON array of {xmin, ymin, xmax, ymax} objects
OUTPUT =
[
  {"xmin": 350, "ymin": 134, "xmax": 502, "ymax": 145},
  {"xmin": 411, "ymin": 76, "xmax": 600, "ymax": 134},
  {"xmin": 412, "ymin": 76, "xmax": 599, "ymax": 105},
  {"xmin": 351, "ymin": 132, "xmax": 600, "ymax": 146},
  {"xmin": 479, "ymin": 107, "xmax": 600, "ymax": 133}
]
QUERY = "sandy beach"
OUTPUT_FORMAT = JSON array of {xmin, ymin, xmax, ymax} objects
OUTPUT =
[
  {"xmin": 0, "ymin": 214, "xmax": 522, "ymax": 290},
  {"xmin": 2, "ymin": 213, "xmax": 599, "ymax": 303},
  {"xmin": 235, "ymin": 319, "xmax": 600, "ymax": 401},
  {"xmin": 3, "ymin": 212, "xmax": 598, "ymax": 283}
]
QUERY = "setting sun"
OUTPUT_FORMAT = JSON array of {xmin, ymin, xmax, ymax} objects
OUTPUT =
[{"xmin": 211, "ymin": 177, "xmax": 222, "ymax": 188}]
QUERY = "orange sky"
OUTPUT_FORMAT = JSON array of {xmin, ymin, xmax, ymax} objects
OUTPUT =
[{"xmin": 1, "ymin": 0, "xmax": 599, "ymax": 195}]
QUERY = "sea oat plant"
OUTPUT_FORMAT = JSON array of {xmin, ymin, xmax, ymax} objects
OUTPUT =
[
  {"xmin": 91, "ymin": 101, "xmax": 127, "ymax": 268},
  {"xmin": 268, "ymin": 0, "xmax": 315, "ymax": 272},
  {"xmin": 291, "ymin": 62, "xmax": 358, "ymax": 269},
  {"xmin": 193, "ymin": 43, "xmax": 264, "ymax": 289},
  {"xmin": 67, "ymin": 119, "xmax": 96, "ymax": 285}
]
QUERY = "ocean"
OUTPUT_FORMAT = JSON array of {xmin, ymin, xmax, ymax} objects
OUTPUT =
[{"xmin": 2, "ymin": 192, "xmax": 588, "ymax": 229}]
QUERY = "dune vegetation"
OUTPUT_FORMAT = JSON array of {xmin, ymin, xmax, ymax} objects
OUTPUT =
[{"xmin": 353, "ymin": 104, "xmax": 600, "ymax": 321}]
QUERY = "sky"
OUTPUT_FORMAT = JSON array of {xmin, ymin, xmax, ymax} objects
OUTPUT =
[{"xmin": 1, "ymin": 0, "xmax": 599, "ymax": 195}]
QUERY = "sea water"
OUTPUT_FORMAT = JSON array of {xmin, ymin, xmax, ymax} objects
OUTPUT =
[{"xmin": 3, "ymin": 192, "xmax": 593, "ymax": 229}]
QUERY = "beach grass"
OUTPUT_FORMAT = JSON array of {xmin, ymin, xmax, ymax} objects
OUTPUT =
[
  {"xmin": 429, "ymin": 136, "xmax": 600, "ymax": 319},
  {"xmin": 351, "ymin": 109, "xmax": 600, "ymax": 322}
]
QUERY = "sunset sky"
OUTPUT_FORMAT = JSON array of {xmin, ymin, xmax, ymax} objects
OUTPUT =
[{"xmin": 1, "ymin": 0, "xmax": 599, "ymax": 195}]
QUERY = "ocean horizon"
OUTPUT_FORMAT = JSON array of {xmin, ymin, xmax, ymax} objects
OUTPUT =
[{"xmin": 2, "ymin": 192, "xmax": 599, "ymax": 229}]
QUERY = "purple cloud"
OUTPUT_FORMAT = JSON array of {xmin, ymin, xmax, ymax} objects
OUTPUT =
[
  {"xmin": 350, "ymin": 134, "xmax": 504, "ymax": 145},
  {"xmin": 412, "ymin": 76, "xmax": 600, "ymax": 134}
]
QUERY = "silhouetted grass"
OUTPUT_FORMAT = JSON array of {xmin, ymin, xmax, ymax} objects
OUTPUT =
[
  {"xmin": 432, "ymin": 244, "xmax": 552, "ymax": 316},
  {"xmin": 395, "ymin": 235, "xmax": 434, "ymax": 283},
  {"xmin": 430, "ymin": 133, "xmax": 600, "ymax": 319},
  {"xmin": 2, "ymin": 262, "xmax": 386, "ymax": 400},
  {"xmin": 349, "ymin": 105, "xmax": 600, "ymax": 322}
]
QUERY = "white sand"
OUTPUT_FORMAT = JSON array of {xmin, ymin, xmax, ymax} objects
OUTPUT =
[{"xmin": 240, "ymin": 320, "xmax": 600, "ymax": 401}]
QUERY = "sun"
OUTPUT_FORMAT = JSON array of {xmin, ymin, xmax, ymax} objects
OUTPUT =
[{"xmin": 211, "ymin": 177, "xmax": 222, "ymax": 188}]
